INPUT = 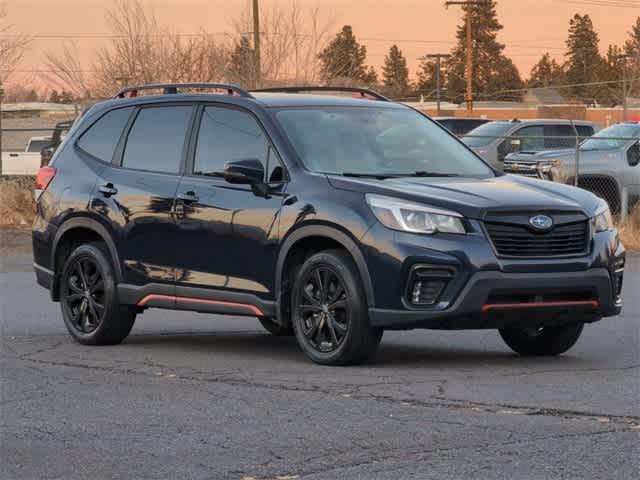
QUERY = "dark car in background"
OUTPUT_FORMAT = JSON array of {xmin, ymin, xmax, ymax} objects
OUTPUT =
[
  {"xmin": 434, "ymin": 116, "xmax": 490, "ymax": 136},
  {"xmin": 32, "ymin": 83, "xmax": 625, "ymax": 365}
]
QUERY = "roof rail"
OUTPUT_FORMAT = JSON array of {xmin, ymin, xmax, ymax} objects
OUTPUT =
[
  {"xmin": 250, "ymin": 86, "xmax": 390, "ymax": 101},
  {"xmin": 114, "ymin": 83, "xmax": 253, "ymax": 99}
]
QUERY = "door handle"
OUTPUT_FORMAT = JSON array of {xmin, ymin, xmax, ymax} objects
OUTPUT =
[
  {"xmin": 98, "ymin": 183, "xmax": 118, "ymax": 197},
  {"xmin": 177, "ymin": 191, "xmax": 199, "ymax": 203}
]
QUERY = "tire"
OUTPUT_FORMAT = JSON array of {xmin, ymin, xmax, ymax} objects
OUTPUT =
[
  {"xmin": 499, "ymin": 324, "xmax": 584, "ymax": 356},
  {"xmin": 258, "ymin": 317, "xmax": 294, "ymax": 336},
  {"xmin": 59, "ymin": 242, "xmax": 136, "ymax": 345},
  {"xmin": 291, "ymin": 249, "xmax": 382, "ymax": 365}
]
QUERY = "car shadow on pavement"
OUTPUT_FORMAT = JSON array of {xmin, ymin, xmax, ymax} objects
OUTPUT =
[{"xmin": 120, "ymin": 331, "xmax": 582, "ymax": 369}]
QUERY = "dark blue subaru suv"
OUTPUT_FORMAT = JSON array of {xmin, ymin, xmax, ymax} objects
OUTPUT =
[{"xmin": 32, "ymin": 84, "xmax": 625, "ymax": 365}]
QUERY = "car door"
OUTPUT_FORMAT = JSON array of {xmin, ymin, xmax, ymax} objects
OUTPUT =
[
  {"xmin": 173, "ymin": 104, "xmax": 287, "ymax": 300},
  {"xmin": 92, "ymin": 103, "xmax": 196, "ymax": 287}
]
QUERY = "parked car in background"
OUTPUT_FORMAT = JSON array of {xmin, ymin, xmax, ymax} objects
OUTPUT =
[
  {"xmin": 1, "ymin": 135, "xmax": 53, "ymax": 176},
  {"xmin": 32, "ymin": 83, "xmax": 625, "ymax": 366},
  {"xmin": 40, "ymin": 119, "xmax": 76, "ymax": 167},
  {"xmin": 505, "ymin": 122, "xmax": 640, "ymax": 214},
  {"xmin": 463, "ymin": 119, "xmax": 598, "ymax": 169},
  {"xmin": 434, "ymin": 117, "xmax": 490, "ymax": 136}
]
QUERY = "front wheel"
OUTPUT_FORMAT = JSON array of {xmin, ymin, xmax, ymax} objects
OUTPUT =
[
  {"xmin": 499, "ymin": 324, "xmax": 584, "ymax": 356},
  {"xmin": 291, "ymin": 249, "xmax": 382, "ymax": 365}
]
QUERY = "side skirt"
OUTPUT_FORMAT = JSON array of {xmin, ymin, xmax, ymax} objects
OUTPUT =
[{"xmin": 117, "ymin": 283, "xmax": 276, "ymax": 318}]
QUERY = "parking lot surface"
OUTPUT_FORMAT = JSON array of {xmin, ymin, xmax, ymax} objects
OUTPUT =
[{"xmin": 1, "ymin": 229, "xmax": 638, "ymax": 479}]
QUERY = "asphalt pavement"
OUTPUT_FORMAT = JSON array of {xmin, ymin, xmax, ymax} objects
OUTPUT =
[{"xmin": 1, "ymin": 229, "xmax": 638, "ymax": 480}]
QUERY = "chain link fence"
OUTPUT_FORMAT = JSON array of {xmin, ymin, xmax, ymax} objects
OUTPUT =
[{"xmin": 460, "ymin": 131, "xmax": 639, "ymax": 224}]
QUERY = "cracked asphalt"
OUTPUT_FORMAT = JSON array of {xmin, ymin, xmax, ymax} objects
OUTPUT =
[{"xmin": 1, "ymin": 229, "xmax": 639, "ymax": 479}]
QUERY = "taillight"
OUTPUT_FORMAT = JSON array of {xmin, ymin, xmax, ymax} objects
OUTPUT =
[{"xmin": 35, "ymin": 166, "xmax": 56, "ymax": 201}]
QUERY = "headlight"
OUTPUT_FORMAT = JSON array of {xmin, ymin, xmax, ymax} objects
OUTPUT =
[
  {"xmin": 366, "ymin": 194, "xmax": 466, "ymax": 234},
  {"xmin": 593, "ymin": 201, "xmax": 613, "ymax": 232},
  {"xmin": 537, "ymin": 160, "xmax": 560, "ymax": 173}
]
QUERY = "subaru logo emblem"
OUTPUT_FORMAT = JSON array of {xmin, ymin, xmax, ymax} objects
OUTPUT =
[{"xmin": 529, "ymin": 215, "xmax": 553, "ymax": 230}]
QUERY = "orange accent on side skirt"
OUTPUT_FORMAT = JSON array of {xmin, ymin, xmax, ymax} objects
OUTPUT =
[
  {"xmin": 137, "ymin": 294, "xmax": 264, "ymax": 317},
  {"xmin": 481, "ymin": 300, "xmax": 599, "ymax": 313}
]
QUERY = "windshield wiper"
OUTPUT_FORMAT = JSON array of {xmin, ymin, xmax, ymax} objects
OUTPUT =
[
  {"xmin": 341, "ymin": 172, "xmax": 394, "ymax": 180},
  {"xmin": 406, "ymin": 171, "xmax": 461, "ymax": 177}
]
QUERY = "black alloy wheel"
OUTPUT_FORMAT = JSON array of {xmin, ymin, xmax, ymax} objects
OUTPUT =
[
  {"xmin": 292, "ymin": 250, "xmax": 382, "ymax": 365},
  {"xmin": 297, "ymin": 266, "xmax": 350, "ymax": 353},
  {"xmin": 60, "ymin": 243, "xmax": 136, "ymax": 345},
  {"xmin": 62, "ymin": 256, "xmax": 106, "ymax": 334}
]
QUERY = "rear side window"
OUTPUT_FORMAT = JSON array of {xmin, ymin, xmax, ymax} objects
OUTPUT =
[
  {"xmin": 576, "ymin": 125, "xmax": 594, "ymax": 138},
  {"xmin": 544, "ymin": 125, "xmax": 575, "ymax": 149},
  {"xmin": 122, "ymin": 105, "xmax": 193, "ymax": 173},
  {"xmin": 77, "ymin": 107, "xmax": 133, "ymax": 162}
]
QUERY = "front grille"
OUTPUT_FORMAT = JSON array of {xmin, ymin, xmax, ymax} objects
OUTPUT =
[{"xmin": 485, "ymin": 220, "xmax": 589, "ymax": 257}]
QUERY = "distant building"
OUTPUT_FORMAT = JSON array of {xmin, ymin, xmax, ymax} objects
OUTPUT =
[
  {"xmin": 1, "ymin": 102, "xmax": 78, "ymax": 119},
  {"xmin": 523, "ymin": 88, "xmax": 568, "ymax": 106}
]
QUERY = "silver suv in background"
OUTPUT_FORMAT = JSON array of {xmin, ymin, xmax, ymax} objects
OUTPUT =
[
  {"xmin": 505, "ymin": 122, "xmax": 640, "ymax": 214},
  {"xmin": 462, "ymin": 119, "xmax": 598, "ymax": 169}
]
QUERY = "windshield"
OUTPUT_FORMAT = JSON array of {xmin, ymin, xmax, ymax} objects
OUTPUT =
[
  {"xmin": 580, "ymin": 123, "xmax": 640, "ymax": 151},
  {"xmin": 275, "ymin": 107, "xmax": 493, "ymax": 177},
  {"xmin": 462, "ymin": 122, "xmax": 513, "ymax": 147}
]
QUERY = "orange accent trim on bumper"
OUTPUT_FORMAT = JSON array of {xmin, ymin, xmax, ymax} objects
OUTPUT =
[
  {"xmin": 481, "ymin": 300, "xmax": 599, "ymax": 313},
  {"xmin": 136, "ymin": 294, "xmax": 264, "ymax": 317}
]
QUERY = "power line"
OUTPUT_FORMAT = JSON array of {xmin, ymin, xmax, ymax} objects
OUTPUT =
[{"xmin": 554, "ymin": 0, "xmax": 640, "ymax": 7}]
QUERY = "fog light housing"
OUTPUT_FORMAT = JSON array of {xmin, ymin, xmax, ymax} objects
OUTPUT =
[{"xmin": 407, "ymin": 266, "xmax": 454, "ymax": 306}]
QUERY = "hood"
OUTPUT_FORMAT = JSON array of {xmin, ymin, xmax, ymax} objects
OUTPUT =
[{"xmin": 327, "ymin": 174, "xmax": 600, "ymax": 220}]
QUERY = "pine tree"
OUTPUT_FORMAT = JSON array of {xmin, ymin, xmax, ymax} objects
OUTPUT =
[
  {"xmin": 446, "ymin": 0, "xmax": 523, "ymax": 103},
  {"xmin": 416, "ymin": 60, "xmax": 440, "ymax": 97},
  {"xmin": 528, "ymin": 53, "xmax": 565, "ymax": 88},
  {"xmin": 60, "ymin": 90, "xmax": 74, "ymax": 104},
  {"xmin": 228, "ymin": 37, "xmax": 256, "ymax": 87},
  {"xmin": 564, "ymin": 14, "xmax": 608, "ymax": 104},
  {"xmin": 49, "ymin": 90, "xmax": 60, "ymax": 103},
  {"xmin": 624, "ymin": 17, "xmax": 640, "ymax": 98},
  {"xmin": 382, "ymin": 45, "xmax": 410, "ymax": 97},
  {"xmin": 318, "ymin": 26, "xmax": 374, "ymax": 85}
]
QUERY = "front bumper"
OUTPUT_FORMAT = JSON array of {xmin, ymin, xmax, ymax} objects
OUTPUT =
[{"xmin": 369, "ymin": 268, "xmax": 620, "ymax": 330}]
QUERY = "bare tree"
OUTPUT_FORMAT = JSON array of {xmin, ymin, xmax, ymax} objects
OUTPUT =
[
  {"xmin": 46, "ymin": 0, "xmax": 232, "ymax": 98},
  {"xmin": 0, "ymin": 2, "xmax": 30, "ymax": 83},
  {"xmin": 231, "ymin": 0, "xmax": 333, "ymax": 86}
]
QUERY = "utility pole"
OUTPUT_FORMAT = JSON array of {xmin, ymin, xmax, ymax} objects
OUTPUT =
[
  {"xmin": 420, "ymin": 53, "xmax": 451, "ymax": 115},
  {"xmin": 0, "ymin": 81, "xmax": 3, "ymax": 176},
  {"xmin": 252, "ymin": 0, "xmax": 261, "ymax": 88},
  {"xmin": 613, "ymin": 54, "xmax": 632, "ymax": 121},
  {"xmin": 445, "ymin": 0, "xmax": 489, "ymax": 113}
]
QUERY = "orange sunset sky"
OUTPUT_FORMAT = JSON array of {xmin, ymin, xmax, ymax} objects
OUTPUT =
[{"xmin": 6, "ymin": 0, "xmax": 633, "ymax": 88}]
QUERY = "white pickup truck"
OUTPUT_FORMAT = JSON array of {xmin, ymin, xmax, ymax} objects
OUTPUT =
[{"xmin": 1, "ymin": 136, "xmax": 53, "ymax": 176}]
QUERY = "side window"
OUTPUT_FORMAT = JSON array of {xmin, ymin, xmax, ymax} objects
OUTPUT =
[
  {"xmin": 576, "ymin": 125, "xmax": 594, "ymax": 139},
  {"xmin": 544, "ymin": 125, "xmax": 574, "ymax": 149},
  {"xmin": 122, "ymin": 105, "xmax": 193, "ymax": 173},
  {"xmin": 77, "ymin": 107, "xmax": 133, "ymax": 162},
  {"xmin": 515, "ymin": 126, "xmax": 545, "ymax": 151},
  {"xmin": 194, "ymin": 106, "xmax": 270, "ymax": 178}
]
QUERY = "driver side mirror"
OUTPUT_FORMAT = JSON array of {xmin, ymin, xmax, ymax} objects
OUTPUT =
[
  {"xmin": 223, "ymin": 159, "xmax": 265, "ymax": 184},
  {"xmin": 627, "ymin": 141, "xmax": 640, "ymax": 167}
]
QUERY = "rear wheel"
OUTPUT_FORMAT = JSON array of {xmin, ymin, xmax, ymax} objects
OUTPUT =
[
  {"xmin": 59, "ymin": 242, "xmax": 136, "ymax": 345},
  {"xmin": 291, "ymin": 250, "xmax": 382, "ymax": 365},
  {"xmin": 499, "ymin": 324, "xmax": 584, "ymax": 356}
]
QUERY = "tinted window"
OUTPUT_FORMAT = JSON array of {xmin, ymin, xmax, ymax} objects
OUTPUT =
[
  {"xmin": 27, "ymin": 140, "xmax": 52, "ymax": 152},
  {"xmin": 544, "ymin": 125, "xmax": 575, "ymax": 149},
  {"xmin": 194, "ymin": 107, "xmax": 269, "ymax": 177},
  {"xmin": 576, "ymin": 125, "xmax": 594, "ymax": 138},
  {"xmin": 122, "ymin": 106, "xmax": 193, "ymax": 173},
  {"xmin": 77, "ymin": 107, "xmax": 133, "ymax": 162}
]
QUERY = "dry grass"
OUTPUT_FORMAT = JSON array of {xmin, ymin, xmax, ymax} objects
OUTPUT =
[
  {"xmin": 0, "ymin": 177, "xmax": 35, "ymax": 227},
  {"xmin": 618, "ymin": 207, "xmax": 640, "ymax": 252}
]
